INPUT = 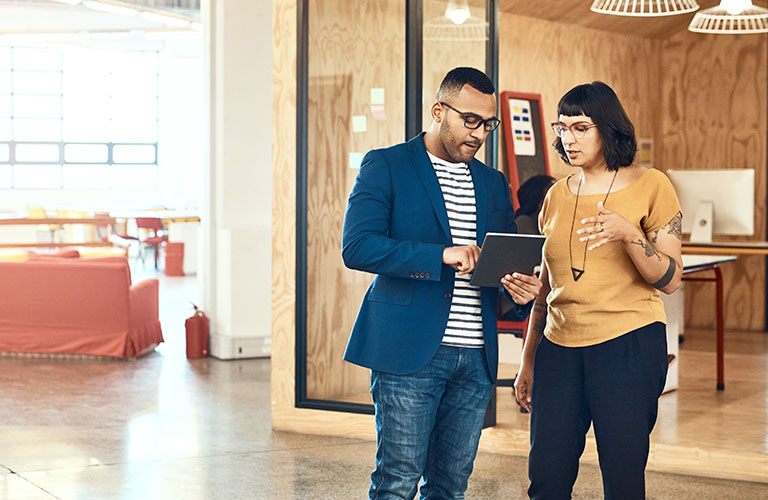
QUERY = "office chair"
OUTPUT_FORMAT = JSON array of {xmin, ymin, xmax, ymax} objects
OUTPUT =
[{"xmin": 136, "ymin": 217, "xmax": 168, "ymax": 269}]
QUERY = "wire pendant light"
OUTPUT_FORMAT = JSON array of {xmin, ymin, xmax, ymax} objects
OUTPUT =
[
  {"xmin": 590, "ymin": 0, "xmax": 700, "ymax": 16},
  {"xmin": 688, "ymin": 1, "xmax": 768, "ymax": 33}
]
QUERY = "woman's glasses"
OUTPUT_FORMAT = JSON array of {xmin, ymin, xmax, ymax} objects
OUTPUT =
[{"xmin": 551, "ymin": 121, "xmax": 598, "ymax": 139}]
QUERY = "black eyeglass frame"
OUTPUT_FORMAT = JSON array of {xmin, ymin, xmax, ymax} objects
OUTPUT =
[
  {"xmin": 439, "ymin": 101, "xmax": 501, "ymax": 132},
  {"xmin": 550, "ymin": 121, "xmax": 598, "ymax": 139}
]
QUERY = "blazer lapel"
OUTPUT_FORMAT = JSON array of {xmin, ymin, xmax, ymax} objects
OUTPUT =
[
  {"xmin": 407, "ymin": 134, "xmax": 451, "ymax": 240},
  {"xmin": 469, "ymin": 160, "xmax": 488, "ymax": 244}
]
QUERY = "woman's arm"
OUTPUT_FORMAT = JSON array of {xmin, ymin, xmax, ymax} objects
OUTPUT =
[
  {"xmin": 507, "ymin": 263, "xmax": 550, "ymax": 412},
  {"xmin": 579, "ymin": 202, "xmax": 683, "ymax": 294}
]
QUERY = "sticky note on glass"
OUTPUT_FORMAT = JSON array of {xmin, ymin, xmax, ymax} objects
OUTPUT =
[
  {"xmin": 352, "ymin": 115, "xmax": 367, "ymax": 133},
  {"xmin": 370, "ymin": 88, "xmax": 385, "ymax": 105},
  {"xmin": 371, "ymin": 105, "xmax": 386, "ymax": 121},
  {"xmin": 349, "ymin": 152, "xmax": 364, "ymax": 169}
]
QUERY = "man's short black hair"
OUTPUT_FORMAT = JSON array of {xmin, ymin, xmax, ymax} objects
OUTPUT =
[
  {"xmin": 436, "ymin": 67, "xmax": 495, "ymax": 101},
  {"xmin": 553, "ymin": 81, "xmax": 637, "ymax": 171}
]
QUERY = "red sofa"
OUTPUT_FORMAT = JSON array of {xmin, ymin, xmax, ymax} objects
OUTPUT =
[{"xmin": 0, "ymin": 257, "xmax": 163, "ymax": 357}]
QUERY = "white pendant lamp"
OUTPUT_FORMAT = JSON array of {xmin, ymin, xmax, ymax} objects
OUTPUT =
[
  {"xmin": 590, "ymin": 0, "xmax": 700, "ymax": 16},
  {"xmin": 688, "ymin": 0, "xmax": 768, "ymax": 33}
]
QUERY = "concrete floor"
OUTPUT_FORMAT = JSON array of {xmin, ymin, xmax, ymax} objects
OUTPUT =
[{"xmin": 1, "ymin": 270, "xmax": 767, "ymax": 499}]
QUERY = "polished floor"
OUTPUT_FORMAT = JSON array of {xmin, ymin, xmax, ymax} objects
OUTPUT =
[{"xmin": 1, "ymin": 270, "xmax": 767, "ymax": 499}]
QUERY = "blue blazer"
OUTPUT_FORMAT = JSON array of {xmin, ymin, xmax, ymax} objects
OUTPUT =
[{"xmin": 341, "ymin": 133, "xmax": 529, "ymax": 382}]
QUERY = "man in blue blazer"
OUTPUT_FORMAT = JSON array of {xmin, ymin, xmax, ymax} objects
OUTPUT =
[{"xmin": 342, "ymin": 67, "xmax": 542, "ymax": 499}]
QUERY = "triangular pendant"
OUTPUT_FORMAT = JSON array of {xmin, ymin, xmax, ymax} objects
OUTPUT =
[{"xmin": 571, "ymin": 268, "xmax": 584, "ymax": 281}]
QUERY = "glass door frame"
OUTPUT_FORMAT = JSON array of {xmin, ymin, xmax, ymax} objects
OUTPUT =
[{"xmin": 295, "ymin": 0, "xmax": 499, "ymax": 413}]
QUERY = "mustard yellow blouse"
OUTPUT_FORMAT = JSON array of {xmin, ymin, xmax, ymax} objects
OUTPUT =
[{"xmin": 539, "ymin": 168, "xmax": 681, "ymax": 347}]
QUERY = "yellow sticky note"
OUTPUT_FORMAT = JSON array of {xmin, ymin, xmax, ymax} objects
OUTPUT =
[
  {"xmin": 352, "ymin": 115, "xmax": 367, "ymax": 133},
  {"xmin": 371, "ymin": 88, "xmax": 385, "ymax": 105}
]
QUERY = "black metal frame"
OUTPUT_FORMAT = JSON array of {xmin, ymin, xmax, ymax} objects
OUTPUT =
[{"xmin": 295, "ymin": 0, "xmax": 500, "ymax": 413}]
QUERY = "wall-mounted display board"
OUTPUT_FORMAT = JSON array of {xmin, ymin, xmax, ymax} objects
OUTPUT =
[{"xmin": 499, "ymin": 91, "xmax": 551, "ymax": 209}]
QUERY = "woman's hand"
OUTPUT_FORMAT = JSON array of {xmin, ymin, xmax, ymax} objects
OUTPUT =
[
  {"xmin": 500, "ymin": 272, "xmax": 542, "ymax": 305},
  {"xmin": 514, "ymin": 361, "xmax": 533, "ymax": 411},
  {"xmin": 577, "ymin": 201, "xmax": 642, "ymax": 250}
]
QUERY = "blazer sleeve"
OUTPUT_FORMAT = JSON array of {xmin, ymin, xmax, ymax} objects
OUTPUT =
[{"xmin": 341, "ymin": 150, "xmax": 445, "ymax": 281}]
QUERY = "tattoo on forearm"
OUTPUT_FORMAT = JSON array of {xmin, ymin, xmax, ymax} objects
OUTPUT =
[
  {"xmin": 667, "ymin": 211, "xmax": 682, "ymax": 240},
  {"xmin": 631, "ymin": 238, "xmax": 662, "ymax": 261},
  {"xmin": 651, "ymin": 229, "xmax": 659, "ymax": 244},
  {"xmin": 531, "ymin": 302, "xmax": 547, "ymax": 335}
]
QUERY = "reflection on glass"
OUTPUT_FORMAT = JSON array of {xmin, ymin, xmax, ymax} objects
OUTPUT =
[
  {"xmin": 422, "ymin": 0, "xmax": 487, "ymax": 159},
  {"xmin": 305, "ymin": 0, "xmax": 406, "ymax": 405}
]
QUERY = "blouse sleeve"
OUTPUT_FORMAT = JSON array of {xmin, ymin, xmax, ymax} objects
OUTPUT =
[{"xmin": 642, "ymin": 170, "xmax": 682, "ymax": 234}]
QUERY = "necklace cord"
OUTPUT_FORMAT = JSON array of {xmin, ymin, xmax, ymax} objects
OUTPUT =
[{"xmin": 568, "ymin": 169, "xmax": 619, "ymax": 281}]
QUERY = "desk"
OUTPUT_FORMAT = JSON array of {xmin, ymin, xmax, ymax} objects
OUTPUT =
[
  {"xmin": 683, "ymin": 241, "xmax": 768, "ymax": 256},
  {"xmin": 0, "ymin": 217, "xmax": 117, "ymax": 249},
  {"xmin": 677, "ymin": 255, "xmax": 737, "ymax": 391}
]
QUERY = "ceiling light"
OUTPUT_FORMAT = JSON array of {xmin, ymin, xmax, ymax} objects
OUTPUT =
[
  {"xmin": 51, "ymin": 0, "xmax": 82, "ymax": 5},
  {"xmin": 82, "ymin": 1, "xmax": 138, "ymax": 17},
  {"xmin": 689, "ymin": 0, "xmax": 768, "ymax": 33},
  {"xmin": 141, "ymin": 11, "xmax": 191, "ymax": 28},
  {"xmin": 445, "ymin": 0, "xmax": 471, "ymax": 25},
  {"xmin": 590, "ymin": 0, "xmax": 700, "ymax": 16}
]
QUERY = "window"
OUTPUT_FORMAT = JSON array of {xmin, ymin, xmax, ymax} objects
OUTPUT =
[{"xmin": 0, "ymin": 46, "xmax": 159, "ymax": 189}]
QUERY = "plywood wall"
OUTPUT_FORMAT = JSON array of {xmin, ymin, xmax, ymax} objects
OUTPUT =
[
  {"xmin": 661, "ymin": 31, "xmax": 768, "ymax": 330},
  {"xmin": 305, "ymin": 0, "xmax": 406, "ymax": 402},
  {"xmin": 499, "ymin": 12, "xmax": 768, "ymax": 331},
  {"xmin": 272, "ymin": 0, "xmax": 297, "ymax": 412},
  {"xmin": 498, "ymin": 13, "xmax": 661, "ymax": 181}
]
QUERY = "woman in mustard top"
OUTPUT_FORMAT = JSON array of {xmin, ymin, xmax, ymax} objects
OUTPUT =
[{"xmin": 502, "ymin": 81, "xmax": 683, "ymax": 500}]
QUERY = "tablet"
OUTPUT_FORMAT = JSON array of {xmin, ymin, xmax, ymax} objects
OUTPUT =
[{"xmin": 469, "ymin": 232, "xmax": 545, "ymax": 287}]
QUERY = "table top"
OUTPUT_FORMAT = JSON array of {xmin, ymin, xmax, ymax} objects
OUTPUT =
[
  {"xmin": 682, "ymin": 241, "xmax": 768, "ymax": 256},
  {"xmin": 682, "ymin": 254, "xmax": 737, "ymax": 269}
]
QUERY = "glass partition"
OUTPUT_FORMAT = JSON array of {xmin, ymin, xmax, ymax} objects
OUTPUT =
[{"xmin": 298, "ymin": 0, "xmax": 498, "ymax": 412}]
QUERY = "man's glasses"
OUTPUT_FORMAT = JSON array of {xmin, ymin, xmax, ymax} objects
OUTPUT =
[
  {"xmin": 551, "ymin": 121, "xmax": 598, "ymax": 139},
  {"xmin": 440, "ymin": 102, "xmax": 500, "ymax": 132}
]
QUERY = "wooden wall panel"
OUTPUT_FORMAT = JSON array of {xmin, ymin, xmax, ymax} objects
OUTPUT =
[
  {"xmin": 271, "ymin": 0, "xmax": 298, "ymax": 411},
  {"xmin": 661, "ymin": 31, "xmax": 768, "ymax": 331},
  {"xmin": 305, "ymin": 0, "xmax": 406, "ymax": 401},
  {"xmin": 498, "ymin": 13, "xmax": 661, "ymax": 184}
]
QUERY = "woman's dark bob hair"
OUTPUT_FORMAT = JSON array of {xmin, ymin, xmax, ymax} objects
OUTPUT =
[{"xmin": 553, "ymin": 81, "xmax": 637, "ymax": 171}]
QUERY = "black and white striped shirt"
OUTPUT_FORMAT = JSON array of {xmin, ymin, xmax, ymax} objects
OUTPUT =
[{"xmin": 428, "ymin": 152, "xmax": 484, "ymax": 348}]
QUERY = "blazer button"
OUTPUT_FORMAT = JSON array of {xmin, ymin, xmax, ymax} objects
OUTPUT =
[
  {"xmin": 425, "ymin": 272, "xmax": 431, "ymax": 278},
  {"xmin": 444, "ymin": 292, "xmax": 452, "ymax": 299},
  {"xmin": 410, "ymin": 272, "xmax": 415, "ymax": 278}
]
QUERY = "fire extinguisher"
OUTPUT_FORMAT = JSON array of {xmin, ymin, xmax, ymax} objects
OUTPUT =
[{"xmin": 185, "ymin": 303, "xmax": 209, "ymax": 359}]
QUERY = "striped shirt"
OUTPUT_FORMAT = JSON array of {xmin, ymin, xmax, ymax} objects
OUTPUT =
[{"xmin": 428, "ymin": 152, "xmax": 484, "ymax": 348}]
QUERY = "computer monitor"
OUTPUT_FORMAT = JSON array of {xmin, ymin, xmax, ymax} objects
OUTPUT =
[{"xmin": 665, "ymin": 169, "xmax": 754, "ymax": 242}]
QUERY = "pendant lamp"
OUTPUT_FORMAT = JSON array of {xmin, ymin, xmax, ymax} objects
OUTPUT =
[
  {"xmin": 590, "ymin": 0, "xmax": 700, "ymax": 16},
  {"xmin": 688, "ymin": 0, "xmax": 768, "ymax": 33}
]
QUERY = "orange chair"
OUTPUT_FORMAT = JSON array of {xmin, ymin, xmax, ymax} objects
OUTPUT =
[{"xmin": 136, "ymin": 217, "xmax": 168, "ymax": 269}]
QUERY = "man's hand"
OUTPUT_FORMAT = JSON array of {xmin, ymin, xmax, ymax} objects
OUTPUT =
[
  {"xmin": 442, "ymin": 245, "xmax": 480, "ymax": 275},
  {"xmin": 500, "ymin": 272, "xmax": 542, "ymax": 305}
]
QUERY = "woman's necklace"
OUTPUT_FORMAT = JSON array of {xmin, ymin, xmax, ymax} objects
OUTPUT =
[{"xmin": 568, "ymin": 169, "xmax": 619, "ymax": 281}]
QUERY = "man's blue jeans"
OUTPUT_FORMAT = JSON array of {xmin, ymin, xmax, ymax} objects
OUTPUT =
[{"xmin": 368, "ymin": 345, "xmax": 493, "ymax": 500}]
